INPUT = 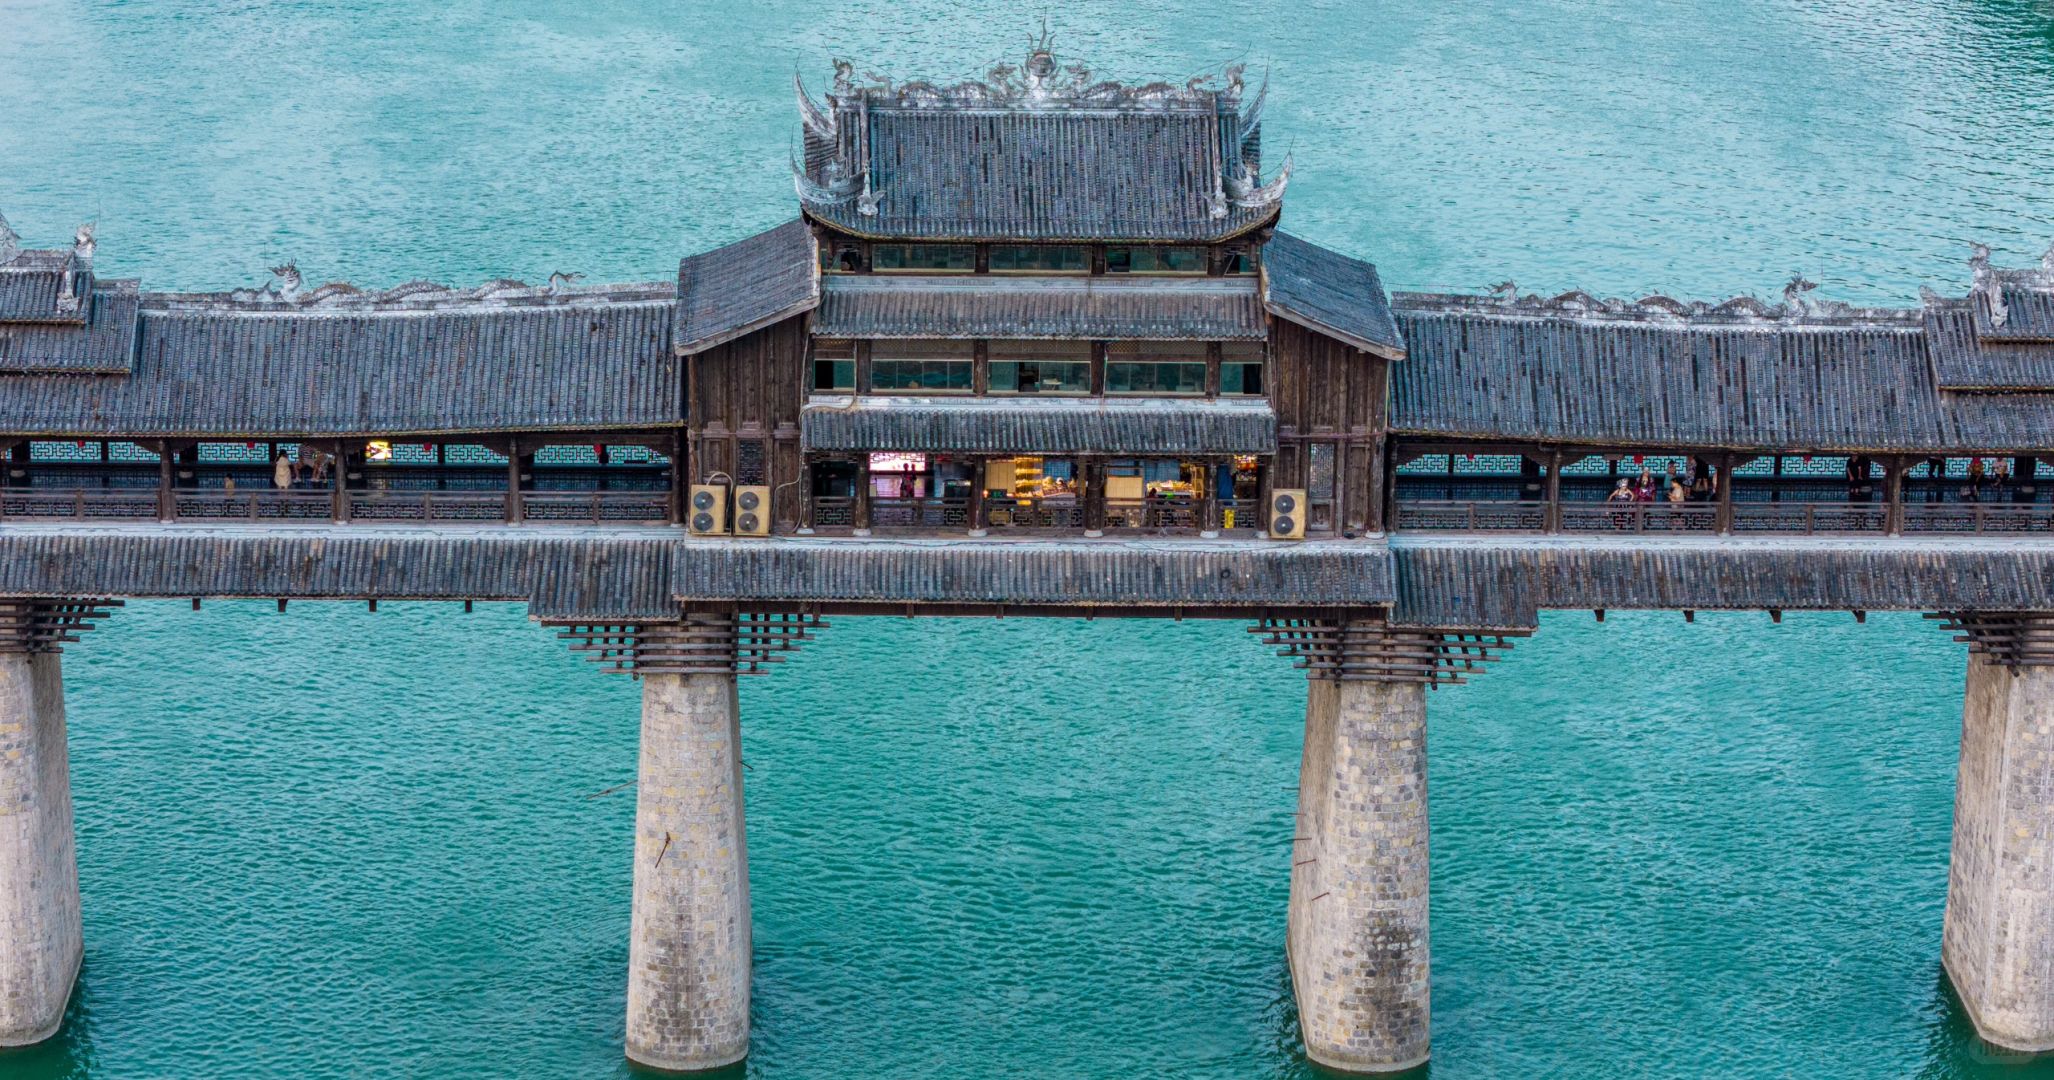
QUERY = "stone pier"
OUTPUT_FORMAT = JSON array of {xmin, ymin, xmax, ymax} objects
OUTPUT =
[
  {"xmin": 1288, "ymin": 675, "xmax": 1432, "ymax": 1073},
  {"xmin": 625, "ymin": 671, "xmax": 752, "ymax": 1072},
  {"xmin": 1944, "ymin": 651, "xmax": 2054, "ymax": 1053},
  {"xmin": 0, "ymin": 652, "xmax": 81, "ymax": 1046}
]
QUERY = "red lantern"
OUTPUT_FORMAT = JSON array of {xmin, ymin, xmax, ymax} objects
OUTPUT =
[
  {"xmin": 245, "ymin": 441, "xmax": 256, "ymax": 451},
  {"xmin": 1632, "ymin": 453, "xmax": 1644, "ymax": 465},
  {"xmin": 1803, "ymin": 454, "xmax": 1813, "ymax": 464},
  {"xmin": 74, "ymin": 440, "xmax": 85, "ymax": 450},
  {"xmin": 1464, "ymin": 453, "xmax": 1476, "ymax": 461}
]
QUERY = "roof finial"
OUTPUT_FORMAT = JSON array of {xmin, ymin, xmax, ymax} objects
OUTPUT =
[
  {"xmin": 0, "ymin": 211, "xmax": 18, "ymax": 265},
  {"xmin": 72, "ymin": 222, "xmax": 95, "ymax": 266}
]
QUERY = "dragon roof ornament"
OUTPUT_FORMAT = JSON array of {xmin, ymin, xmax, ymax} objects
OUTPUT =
[
  {"xmin": 0, "ymin": 211, "xmax": 19, "ymax": 266},
  {"xmin": 1965, "ymin": 240, "xmax": 2054, "ymax": 329},
  {"xmin": 813, "ymin": 39, "xmax": 1260, "ymax": 113}
]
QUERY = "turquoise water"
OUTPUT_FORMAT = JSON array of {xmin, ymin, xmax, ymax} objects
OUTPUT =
[{"xmin": 2, "ymin": 1, "xmax": 2053, "ymax": 1076}]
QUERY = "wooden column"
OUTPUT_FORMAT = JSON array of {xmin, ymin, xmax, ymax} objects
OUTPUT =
[
  {"xmin": 1716, "ymin": 452, "xmax": 1736, "ymax": 534},
  {"xmin": 1201, "ymin": 457, "xmax": 1221, "ymax": 533},
  {"xmin": 1886, "ymin": 456, "xmax": 1906, "ymax": 535},
  {"xmin": 853, "ymin": 457, "xmax": 871, "ymax": 532},
  {"xmin": 967, "ymin": 457, "xmax": 987, "ymax": 533},
  {"xmin": 331, "ymin": 439, "xmax": 350, "ymax": 522},
  {"xmin": 157, "ymin": 440, "xmax": 174, "ymax": 522},
  {"xmin": 669, "ymin": 430, "xmax": 686, "ymax": 526},
  {"xmin": 1083, "ymin": 458, "xmax": 1107, "ymax": 532},
  {"xmin": 1544, "ymin": 449, "xmax": 1563, "ymax": 533},
  {"xmin": 505, "ymin": 441, "xmax": 524, "ymax": 524}
]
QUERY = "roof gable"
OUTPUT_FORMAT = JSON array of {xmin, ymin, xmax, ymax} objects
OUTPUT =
[{"xmin": 793, "ymin": 47, "xmax": 1286, "ymax": 242}]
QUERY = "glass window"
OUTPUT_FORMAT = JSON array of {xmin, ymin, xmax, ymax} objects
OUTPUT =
[
  {"xmin": 1106, "ymin": 362, "xmax": 1206, "ymax": 394},
  {"xmin": 812, "ymin": 339, "xmax": 856, "ymax": 391},
  {"xmin": 870, "ymin": 244, "xmax": 975, "ymax": 272},
  {"xmin": 989, "ymin": 245, "xmax": 1087, "ymax": 273},
  {"xmin": 1106, "ymin": 342, "xmax": 1206, "ymax": 394},
  {"xmin": 870, "ymin": 340, "xmax": 973, "ymax": 392},
  {"xmin": 820, "ymin": 240, "xmax": 863, "ymax": 273},
  {"xmin": 1221, "ymin": 341, "xmax": 1264, "ymax": 396},
  {"xmin": 989, "ymin": 340, "xmax": 1091, "ymax": 394},
  {"xmin": 1221, "ymin": 246, "xmax": 1259, "ymax": 275},
  {"xmin": 1105, "ymin": 246, "xmax": 1208, "ymax": 274}
]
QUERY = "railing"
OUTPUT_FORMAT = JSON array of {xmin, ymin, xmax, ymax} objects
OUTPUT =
[
  {"xmin": 870, "ymin": 496, "xmax": 970, "ymax": 529},
  {"xmin": 172, "ymin": 489, "xmax": 335, "ymax": 521},
  {"xmin": 1105, "ymin": 497, "xmax": 1204, "ymax": 531},
  {"xmin": 1396, "ymin": 499, "xmax": 1548, "ymax": 531},
  {"xmin": 0, "ymin": 489, "xmax": 160, "ymax": 521},
  {"xmin": 520, "ymin": 491, "xmax": 670, "ymax": 524},
  {"xmin": 1561, "ymin": 502, "xmax": 1719, "ymax": 533},
  {"xmin": 811, "ymin": 496, "xmax": 855, "ymax": 528},
  {"xmin": 984, "ymin": 496, "xmax": 1084, "ymax": 529},
  {"xmin": 1730, "ymin": 501, "xmax": 1887, "ymax": 534},
  {"xmin": 347, "ymin": 491, "xmax": 508, "ymax": 522},
  {"xmin": 1217, "ymin": 498, "xmax": 1262, "ymax": 531},
  {"xmin": 1393, "ymin": 498, "xmax": 1895, "ymax": 534},
  {"xmin": 1903, "ymin": 503, "xmax": 2054, "ymax": 534}
]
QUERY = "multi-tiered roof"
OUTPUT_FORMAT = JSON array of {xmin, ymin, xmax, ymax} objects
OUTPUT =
[{"xmin": 792, "ymin": 42, "xmax": 1286, "ymax": 242}]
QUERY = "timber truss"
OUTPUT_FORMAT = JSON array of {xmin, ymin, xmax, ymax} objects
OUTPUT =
[
  {"xmin": 1252, "ymin": 616, "xmax": 1527, "ymax": 685},
  {"xmin": 549, "ymin": 611, "xmax": 827, "ymax": 676},
  {"xmin": 0, "ymin": 599, "xmax": 122, "ymax": 654},
  {"xmin": 1928, "ymin": 612, "xmax": 2054, "ymax": 669}
]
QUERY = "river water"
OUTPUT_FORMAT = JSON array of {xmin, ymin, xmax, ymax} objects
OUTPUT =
[{"xmin": 2, "ymin": 1, "xmax": 2052, "ymax": 1077}]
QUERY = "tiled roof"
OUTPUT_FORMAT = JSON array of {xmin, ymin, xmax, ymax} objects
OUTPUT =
[
  {"xmin": 675, "ymin": 219, "xmax": 818, "ymax": 355},
  {"xmin": 801, "ymin": 394, "xmax": 1276, "ymax": 455},
  {"xmin": 812, "ymin": 274, "xmax": 1265, "ymax": 340},
  {"xmin": 1261, "ymin": 233, "xmax": 1402, "ymax": 358}
]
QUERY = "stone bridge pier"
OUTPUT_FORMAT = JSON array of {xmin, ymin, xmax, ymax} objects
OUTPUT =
[
  {"xmin": 551, "ymin": 610, "xmax": 821, "ymax": 1073},
  {"xmin": 1264, "ymin": 617, "xmax": 1518, "ymax": 1074},
  {"xmin": 1939, "ymin": 612, "xmax": 2054, "ymax": 1053},
  {"xmin": 0, "ymin": 600, "xmax": 115, "ymax": 1047}
]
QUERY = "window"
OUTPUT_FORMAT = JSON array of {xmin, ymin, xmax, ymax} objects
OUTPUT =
[
  {"xmin": 870, "ymin": 341, "xmax": 974, "ymax": 392},
  {"xmin": 989, "ymin": 340, "xmax": 1091, "ymax": 394},
  {"xmin": 820, "ymin": 240, "xmax": 863, "ymax": 273},
  {"xmin": 1221, "ymin": 246, "xmax": 1259, "ymax": 275},
  {"xmin": 1106, "ymin": 342, "xmax": 1206, "ymax": 395},
  {"xmin": 989, "ymin": 245, "xmax": 1087, "ymax": 273},
  {"xmin": 1105, "ymin": 246, "xmax": 1207, "ymax": 274},
  {"xmin": 870, "ymin": 244, "xmax": 975, "ymax": 272},
  {"xmin": 1307, "ymin": 443, "xmax": 1337, "ymax": 500},
  {"xmin": 812, "ymin": 339, "xmax": 856, "ymax": 391},
  {"xmin": 1221, "ymin": 341, "xmax": 1264, "ymax": 396}
]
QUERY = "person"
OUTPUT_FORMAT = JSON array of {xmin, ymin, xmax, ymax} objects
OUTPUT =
[
  {"xmin": 1690, "ymin": 467, "xmax": 1713, "ymax": 502},
  {"xmin": 1967, "ymin": 457, "xmax": 1987, "ymax": 501},
  {"xmin": 273, "ymin": 452, "xmax": 293, "ymax": 490},
  {"xmin": 1607, "ymin": 477, "xmax": 1635, "ymax": 528},
  {"xmin": 1667, "ymin": 478, "xmax": 1687, "ymax": 504},
  {"xmin": 1634, "ymin": 468, "xmax": 1656, "ymax": 502}
]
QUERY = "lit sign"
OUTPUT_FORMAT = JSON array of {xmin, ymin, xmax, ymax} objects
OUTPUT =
[{"xmin": 868, "ymin": 453, "xmax": 928, "ymax": 472}]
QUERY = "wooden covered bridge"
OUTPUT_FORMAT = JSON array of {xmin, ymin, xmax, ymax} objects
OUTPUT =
[{"xmin": 5, "ymin": 42, "xmax": 2054, "ymax": 1075}]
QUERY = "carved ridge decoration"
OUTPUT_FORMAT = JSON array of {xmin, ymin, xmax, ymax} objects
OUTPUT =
[
  {"xmin": 148, "ymin": 268, "xmax": 673, "ymax": 313},
  {"xmin": 1397, "ymin": 279, "xmax": 1923, "ymax": 328},
  {"xmin": 551, "ymin": 612, "xmax": 827, "ymax": 676},
  {"xmin": 792, "ymin": 40, "xmax": 1286, "ymax": 218},
  {"xmin": 1252, "ymin": 617, "xmax": 1527, "ymax": 685}
]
